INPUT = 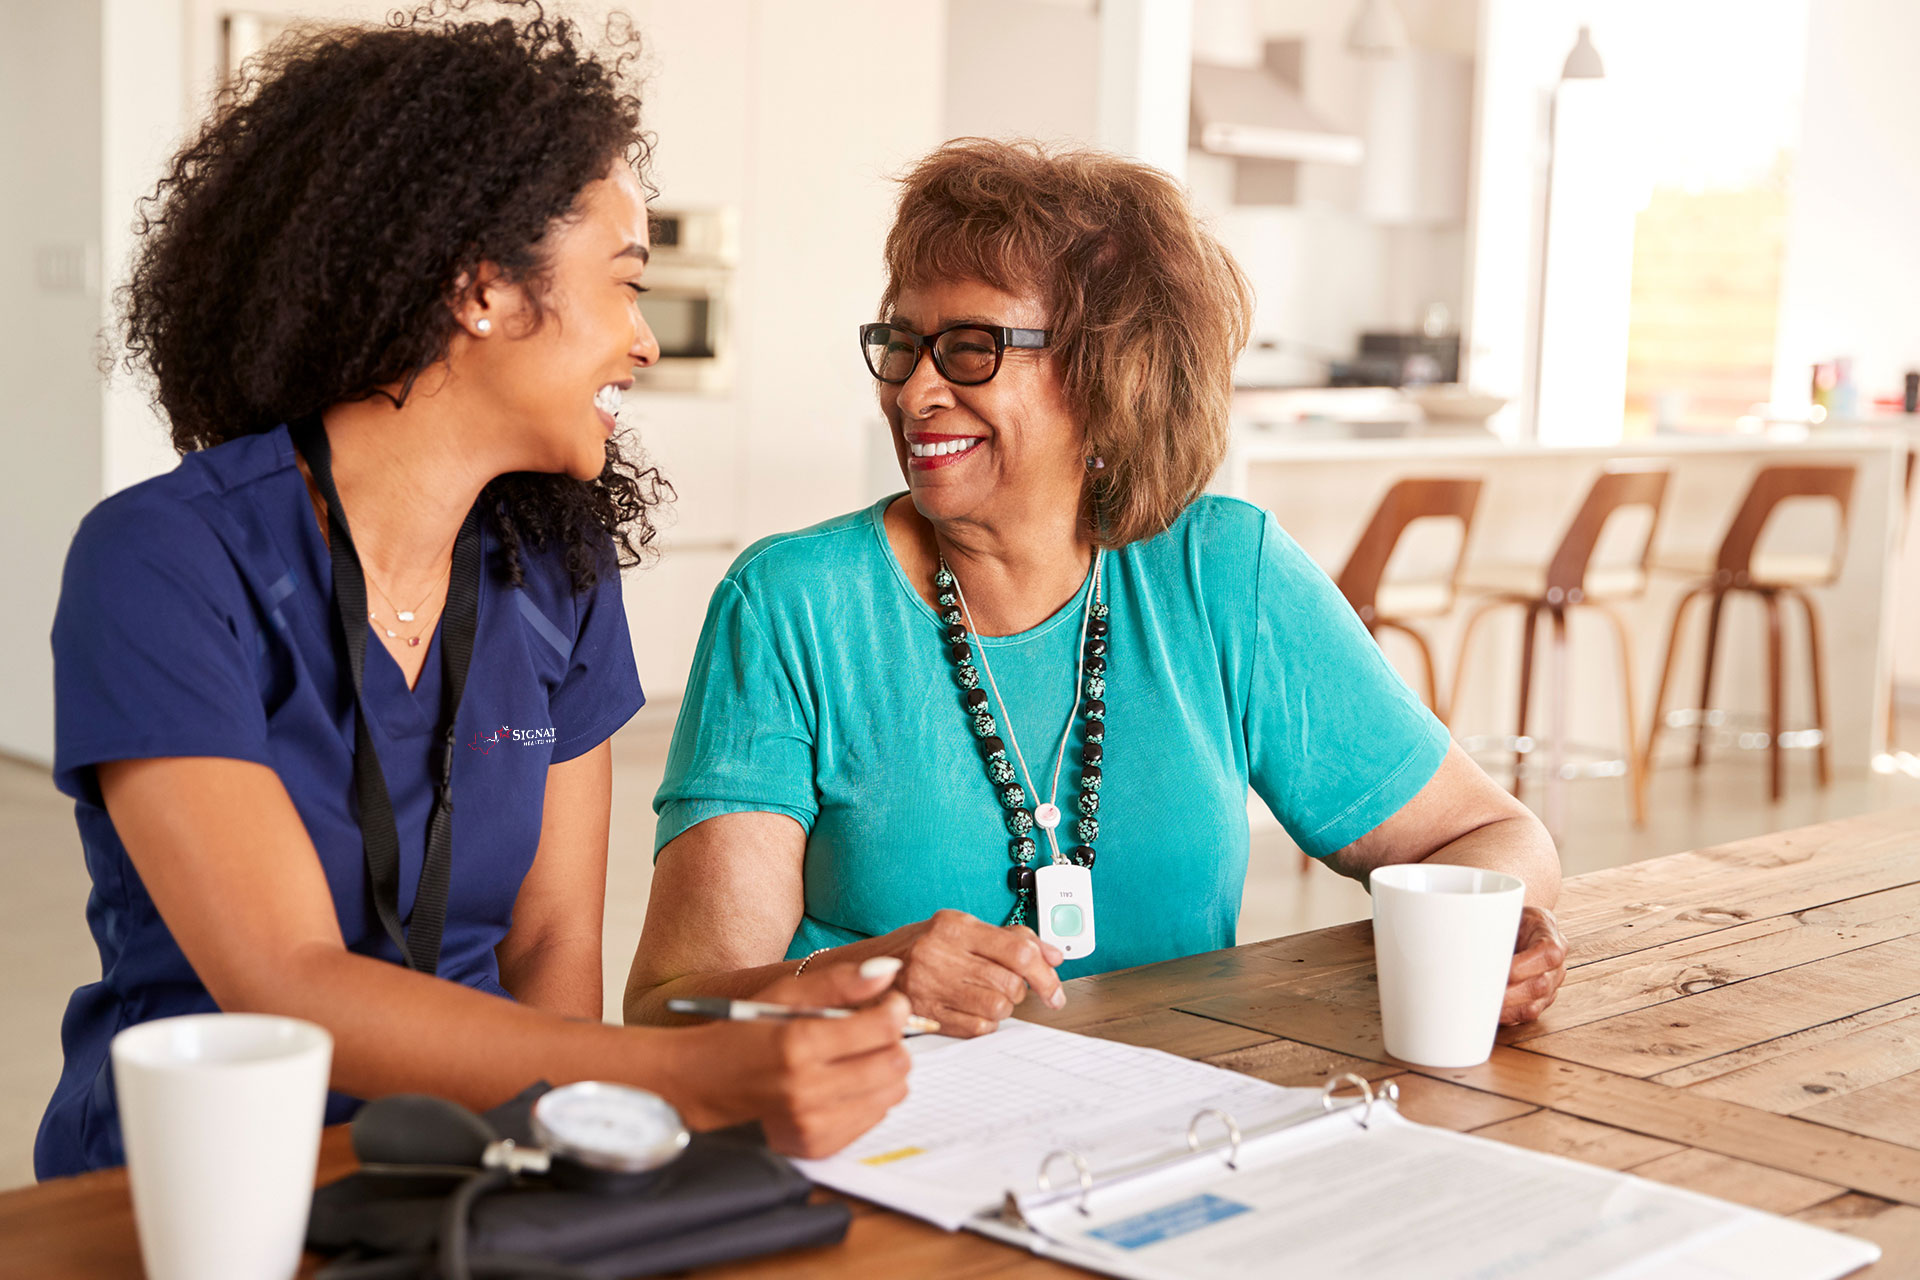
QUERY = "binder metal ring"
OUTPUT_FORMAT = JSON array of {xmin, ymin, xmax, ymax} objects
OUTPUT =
[
  {"xmin": 1185, "ymin": 1108, "xmax": 1243, "ymax": 1170},
  {"xmin": 1036, "ymin": 1149, "xmax": 1095, "ymax": 1216},
  {"xmin": 1321, "ymin": 1073, "xmax": 1381, "ymax": 1129}
]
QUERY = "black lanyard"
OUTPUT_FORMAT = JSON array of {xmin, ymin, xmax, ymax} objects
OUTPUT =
[{"xmin": 292, "ymin": 416, "xmax": 482, "ymax": 976}]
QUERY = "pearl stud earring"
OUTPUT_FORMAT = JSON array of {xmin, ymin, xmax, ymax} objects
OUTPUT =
[{"xmin": 475, "ymin": 318, "xmax": 492, "ymax": 334}]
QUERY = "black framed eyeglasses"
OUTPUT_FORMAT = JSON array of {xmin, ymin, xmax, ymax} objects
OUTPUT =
[{"xmin": 859, "ymin": 322, "xmax": 1050, "ymax": 386}]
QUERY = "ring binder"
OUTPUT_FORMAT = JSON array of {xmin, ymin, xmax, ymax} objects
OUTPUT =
[
  {"xmin": 1002, "ymin": 1072, "xmax": 1402, "ymax": 1229},
  {"xmin": 1184, "ymin": 1109, "xmax": 1242, "ymax": 1169},
  {"xmin": 1035, "ymin": 1149, "xmax": 1096, "ymax": 1216}
]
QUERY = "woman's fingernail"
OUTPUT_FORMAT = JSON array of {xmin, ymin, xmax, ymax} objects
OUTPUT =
[
  {"xmin": 859, "ymin": 956, "xmax": 904, "ymax": 981},
  {"xmin": 1049, "ymin": 990, "xmax": 1066, "ymax": 1009}
]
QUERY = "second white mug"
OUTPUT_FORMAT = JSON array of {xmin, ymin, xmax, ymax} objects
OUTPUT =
[{"xmin": 1370, "ymin": 864, "xmax": 1525, "ymax": 1069}]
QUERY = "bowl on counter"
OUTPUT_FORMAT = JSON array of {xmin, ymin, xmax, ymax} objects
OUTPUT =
[{"xmin": 1407, "ymin": 385, "xmax": 1507, "ymax": 427}]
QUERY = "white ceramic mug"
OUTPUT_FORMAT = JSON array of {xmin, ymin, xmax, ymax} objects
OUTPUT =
[
  {"xmin": 1370, "ymin": 864, "xmax": 1526, "ymax": 1068},
  {"xmin": 111, "ymin": 1013, "xmax": 333, "ymax": 1280}
]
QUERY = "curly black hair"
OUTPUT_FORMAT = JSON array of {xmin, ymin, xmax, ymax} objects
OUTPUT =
[{"xmin": 121, "ymin": 0, "xmax": 670, "ymax": 590}]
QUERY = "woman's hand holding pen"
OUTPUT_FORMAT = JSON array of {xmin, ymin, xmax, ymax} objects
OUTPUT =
[
  {"xmin": 873, "ymin": 909, "xmax": 1067, "ymax": 1038},
  {"xmin": 662, "ymin": 958, "xmax": 913, "ymax": 1159}
]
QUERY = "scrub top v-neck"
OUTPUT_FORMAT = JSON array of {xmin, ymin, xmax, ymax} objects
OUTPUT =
[{"xmin": 36, "ymin": 425, "xmax": 644, "ymax": 1179}]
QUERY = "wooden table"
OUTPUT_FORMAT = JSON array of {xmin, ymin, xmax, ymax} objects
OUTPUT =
[{"xmin": 9, "ymin": 807, "xmax": 1920, "ymax": 1277}]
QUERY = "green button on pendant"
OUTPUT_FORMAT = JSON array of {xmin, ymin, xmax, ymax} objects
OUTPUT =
[{"xmin": 1049, "ymin": 904, "xmax": 1085, "ymax": 937}]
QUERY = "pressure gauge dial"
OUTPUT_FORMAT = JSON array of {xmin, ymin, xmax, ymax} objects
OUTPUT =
[{"xmin": 530, "ymin": 1081, "xmax": 690, "ymax": 1174}]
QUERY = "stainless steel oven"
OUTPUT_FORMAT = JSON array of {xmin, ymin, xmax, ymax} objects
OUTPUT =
[{"xmin": 633, "ymin": 208, "xmax": 737, "ymax": 394}]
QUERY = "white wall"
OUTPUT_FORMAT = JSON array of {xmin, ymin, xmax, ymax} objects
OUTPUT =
[
  {"xmin": 1771, "ymin": 0, "xmax": 1920, "ymax": 412},
  {"xmin": 945, "ymin": 0, "xmax": 1099, "ymax": 145},
  {"xmin": 102, "ymin": 0, "xmax": 189, "ymax": 496},
  {"xmin": 1, "ymin": 0, "xmax": 107, "ymax": 762},
  {"xmin": 616, "ymin": 0, "xmax": 949, "ymax": 697}
]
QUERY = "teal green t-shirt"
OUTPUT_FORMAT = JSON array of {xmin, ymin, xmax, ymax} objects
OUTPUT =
[{"xmin": 654, "ymin": 493, "xmax": 1449, "ymax": 979}]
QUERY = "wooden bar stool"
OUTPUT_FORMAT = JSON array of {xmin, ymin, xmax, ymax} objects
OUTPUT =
[
  {"xmin": 1449, "ymin": 467, "xmax": 1670, "ymax": 832},
  {"xmin": 1298, "ymin": 477, "xmax": 1482, "ymax": 871},
  {"xmin": 1645, "ymin": 463, "xmax": 1855, "ymax": 802},
  {"xmin": 1335, "ymin": 476, "xmax": 1484, "ymax": 722}
]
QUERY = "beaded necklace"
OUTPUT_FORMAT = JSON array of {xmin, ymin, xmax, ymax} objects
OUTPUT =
[{"xmin": 937, "ymin": 553, "xmax": 1109, "ymax": 926}]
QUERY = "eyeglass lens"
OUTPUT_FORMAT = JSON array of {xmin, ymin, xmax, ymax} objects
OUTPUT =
[{"xmin": 864, "ymin": 325, "xmax": 1002, "ymax": 386}]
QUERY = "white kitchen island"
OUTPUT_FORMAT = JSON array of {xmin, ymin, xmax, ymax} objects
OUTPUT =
[{"xmin": 1220, "ymin": 428, "xmax": 1908, "ymax": 780}]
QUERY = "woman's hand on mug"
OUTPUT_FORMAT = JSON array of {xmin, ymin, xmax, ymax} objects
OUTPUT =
[
  {"xmin": 1500, "ymin": 905, "xmax": 1568, "ymax": 1025},
  {"xmin": 665, "ymin": 960, "xmax": 913, "ymax": 1158},
  {"xmin": 877, "ymin": 909, "xmax": 1066, "ymax": 1036}
]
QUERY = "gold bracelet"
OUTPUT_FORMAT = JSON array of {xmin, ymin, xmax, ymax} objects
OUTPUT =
[{"xmin": 793, "ymin": 946, "xmax": 832, "ymax": 978}]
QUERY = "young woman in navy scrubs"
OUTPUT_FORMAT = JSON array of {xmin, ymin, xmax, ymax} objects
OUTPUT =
[{"xmin": 35, "ymin": 8, "xmax": 909, "ymax": 1179}]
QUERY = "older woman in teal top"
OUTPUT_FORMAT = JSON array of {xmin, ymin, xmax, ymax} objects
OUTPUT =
[{"xmin": 626, "ymin": 140, "xmax": 1567, "ymax": 1036}]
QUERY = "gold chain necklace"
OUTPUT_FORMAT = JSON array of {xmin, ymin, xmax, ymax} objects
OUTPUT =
[{"xmin": 366, "ymin": 561, "xmax": 452, "ymax": 648}]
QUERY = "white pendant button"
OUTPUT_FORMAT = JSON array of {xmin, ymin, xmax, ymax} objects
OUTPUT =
[
  {"xmin": 1034, "ymin": 803, "xmax": 1062, "ymax": 830},
  {"xmin": 397, "ymin": 610, "xmax": 416, "ymax": 622},
  {"xmin": 1034, "ymin": 862, "xmax": 1095, "ymax": 959}
]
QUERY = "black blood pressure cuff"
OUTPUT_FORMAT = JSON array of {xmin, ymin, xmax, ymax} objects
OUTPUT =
[{"xmin": 307, "ymin": 1088, "xmax": 851, "ymax": 1277}]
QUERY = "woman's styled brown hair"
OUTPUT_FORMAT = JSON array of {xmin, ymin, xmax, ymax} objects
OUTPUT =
[{"xmin": 879, "ymin": 138, "xmax": 1253, "ymax": 547}]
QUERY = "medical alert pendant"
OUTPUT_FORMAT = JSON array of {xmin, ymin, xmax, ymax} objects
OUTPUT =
[{"xmin": 1034, "ymin": 861, "xmax": 1095, "ymax": 961}]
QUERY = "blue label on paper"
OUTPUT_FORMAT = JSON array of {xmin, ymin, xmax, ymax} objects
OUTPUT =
[{"xmin": 1087, "ymin": 1193, "xmax": 1252, "ymax": 1250}]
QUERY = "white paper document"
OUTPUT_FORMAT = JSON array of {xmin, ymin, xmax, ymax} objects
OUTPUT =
[
  {"xmin": 797, "ymin": 1019, "xmax": 1879, "ymax": 1280},
  {"xmin": 1014, "ymin": 1108, "xmax": 1872, "ymax": 1280},
  {"xmin": 794, "ymin": 1018, "xmax": 1325, "ymax": 1230}
]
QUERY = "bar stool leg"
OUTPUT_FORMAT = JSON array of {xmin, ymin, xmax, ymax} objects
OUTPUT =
[
  {"xmin": 1694, "ymin": 590, "xmax": 1728, "ymax": 769},
  {"xmin": 1646, "ymin": 587, "xmax": 1706, "ymax": 773},
  {"xmin": 1514, "ymin": 603, "xmax": 1543, "ymax": 797},
  {"xmin": 1764, "ymin": 589, "xmax": 1784, "ymax": 802},
  {"xmin": 1547, "ymin": 606, "xmax": 1569, "ymax": 839},
  {"xmin": 1447, "ymin": 599, "xmax": 1507, "ymax": 733},
  {"xmin": 1792, "ymin": 588, "xmax": 1832, "ymax": 787},
  {"xmin": 1378, "ymin": 621, "xmax": 1442, "ymax": 722},
  {"xmin": 1597, "ymin": 603, "xmax": 1647, "ymax": 826}
]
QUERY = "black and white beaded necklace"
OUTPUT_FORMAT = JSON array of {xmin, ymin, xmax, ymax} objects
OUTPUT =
[{"xmin": 936, "ymin": 551, "xmax": 1109, "ymax": 927}]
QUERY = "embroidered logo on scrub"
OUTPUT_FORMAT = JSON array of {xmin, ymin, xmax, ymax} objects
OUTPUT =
[{"xmin": 468, "ymin": 725, "xmax": 558, "ymax": 754}]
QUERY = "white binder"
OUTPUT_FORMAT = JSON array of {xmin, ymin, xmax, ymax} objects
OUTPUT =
[{"xmin": 797, "ymin": 1021, "xmax": 1880, "ymax": 1280}]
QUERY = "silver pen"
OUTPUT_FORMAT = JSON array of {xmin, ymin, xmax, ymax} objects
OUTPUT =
[{"xmin": 667, "ymin": 997, "xmax": 943, "ymax": 1035}]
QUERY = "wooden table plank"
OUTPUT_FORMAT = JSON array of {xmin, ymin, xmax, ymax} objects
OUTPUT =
[
  {"xmin": 1625, "ymin": 1149, "xmax": 1844, "ymax": 1216},
  {"xmin": 1383, "ymin": 1074, "xmax": 1539, "ymax": 1131},
  {"xmin": 1796, "ymin": 1195, "xmax": 1920, "ymax": 1279},
  {"xmin": 1199, "ymin": 1036, "xmax": 1398, "ymax": 1088},
  {"xmin": 1469, "ymin": 1110, "xmax": 1685, "ymax": 1169},
  {"xmin": 1671, "ymin": 1008, "xmax": 1920, "ymax": 1112},
  {"xmin": 1653, "ymin": 996, "xmax": 1920, "ymax": 1090},
  {"xmin": 1061, "ymin": 1007, "xmax": 1275, "ymax": 1058},
  {"xmin": 1513, "ymin": 881, "xmax": 1920, "ymax": 1040},
  {"xmin": 1176, "ymin": 985, "xmax": 1920, "ymax": 1206},
  {"xmin": 1516, "ymin": 935, "xmax": 1920, "ymax": 1075},
  {"xmin": 1797, "ymin": 1072, "xmax": 1920, "ymax": 1149},
  {"xmin": 1550, "ymin": 808, "xmax": 1920, "ymax": 964}
]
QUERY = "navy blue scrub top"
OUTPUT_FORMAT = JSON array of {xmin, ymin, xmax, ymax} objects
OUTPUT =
[{"xmin": 35, "ymin": 425, "xmax": 644, "ymax": 1179}]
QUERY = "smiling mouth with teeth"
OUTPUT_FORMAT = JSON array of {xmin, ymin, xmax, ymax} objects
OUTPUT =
[
  {"xmin": 907, "ymin": 437, "xmax": 982, "ymax": 459},
  {"xmin": 594, "ymin": 384, "xmax": 625, "ymax": 418}
]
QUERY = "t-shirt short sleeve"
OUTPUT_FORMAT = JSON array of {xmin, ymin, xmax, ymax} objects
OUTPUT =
[
  {"xmin": 545, "ymin": 557, "xmax": 646, "ymax": 764},
  {"xmin": 52, "ymin": 493, "xmax": 274, "ymax": 805},
  {"xmin": 1245, "ymin": 510, "xmax": 1451, "ymax": 859},
  {"xmin": 652, "ymin": 577, "xmax": 818, "ymax": 854}
]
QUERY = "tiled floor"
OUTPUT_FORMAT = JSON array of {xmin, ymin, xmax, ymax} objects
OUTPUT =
[{"xmin": 5, "ymin": 702, "xmax": 1918, "ymax": 1189}]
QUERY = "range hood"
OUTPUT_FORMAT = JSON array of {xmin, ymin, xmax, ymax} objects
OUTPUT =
[{"xmin": 1190, "ymin": 43, "xmax": 1363, "ymax": 166}]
